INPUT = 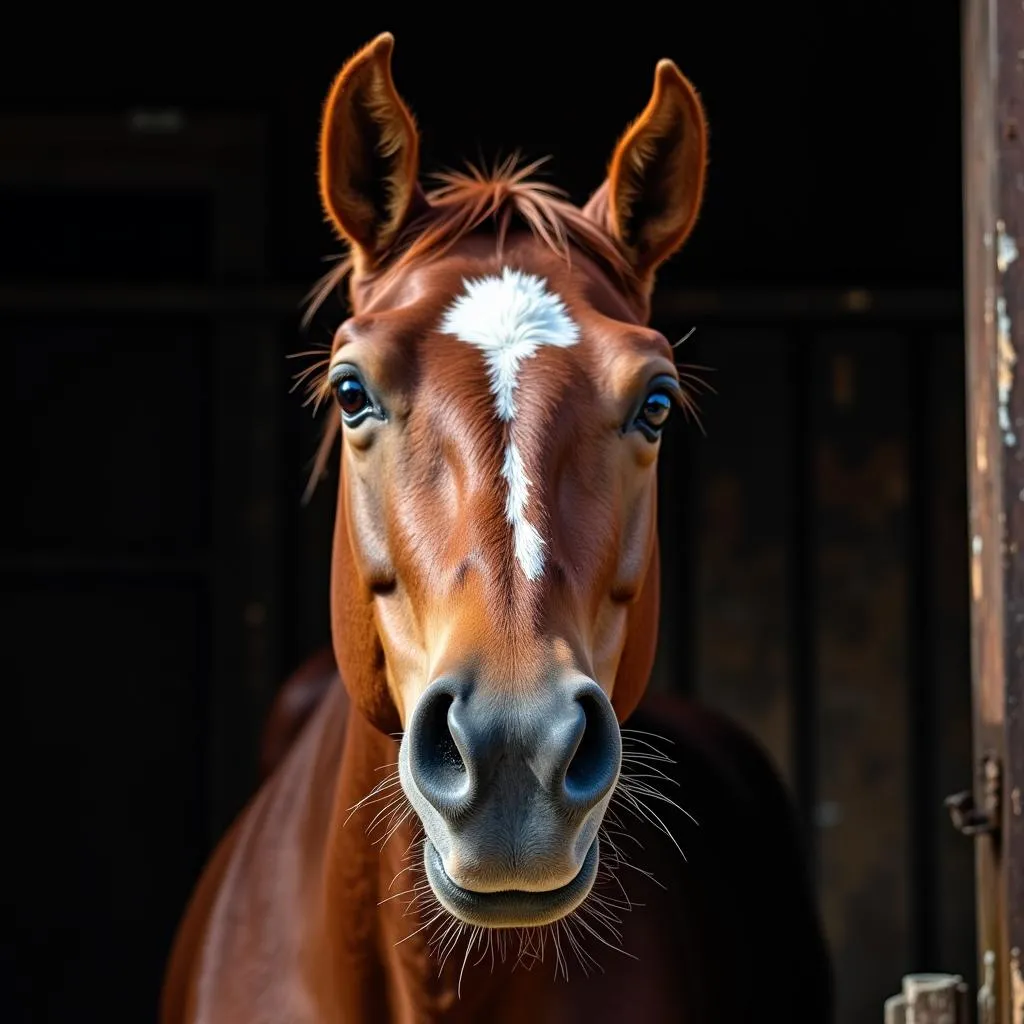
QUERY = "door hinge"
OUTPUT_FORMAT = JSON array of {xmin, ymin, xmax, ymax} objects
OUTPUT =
[{"xmin": 946, "ymin": 753, "xmax": 1002, "ymax": 838}]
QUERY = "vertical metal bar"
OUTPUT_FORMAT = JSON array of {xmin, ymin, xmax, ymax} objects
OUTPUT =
[{"xmin": 962, "ymin": 0, "xmax": 1024, "ymax": 1015}]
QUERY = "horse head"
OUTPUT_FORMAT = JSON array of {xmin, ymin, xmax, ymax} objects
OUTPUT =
[{"xmin": 314, "ymin": 32, "xmax": 707, "ymax": 930}]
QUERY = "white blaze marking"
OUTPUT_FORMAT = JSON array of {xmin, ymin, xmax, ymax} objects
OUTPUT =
[{"xmin": 439, "ymin": 267, "xmax": 579, "ymax": 580}]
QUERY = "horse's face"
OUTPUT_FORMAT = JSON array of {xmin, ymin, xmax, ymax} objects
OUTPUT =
[{"xmin": 317, "ymin": 34, "xmax": 707, "ymax": 929}]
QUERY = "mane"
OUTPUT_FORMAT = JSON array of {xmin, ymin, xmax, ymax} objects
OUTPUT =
[{"xmin": 296, "ymin": 156, "xmax": 641, "ymax": 501}]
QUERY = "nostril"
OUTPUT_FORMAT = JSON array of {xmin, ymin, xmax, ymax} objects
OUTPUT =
[
  {"xmin": 408, "ymin": 685, "xmax": 470, "ymax": 817},
  {"xmin": 438, "ymin": 727, "xmax": 464, "ymax": 773},
  {"xmin": 563, "ymin": 689, "xmax": 621, "ymax": 810},
  {"xmin": 565, "ymin": 696, "xmax": 603, "ymax": 789}
]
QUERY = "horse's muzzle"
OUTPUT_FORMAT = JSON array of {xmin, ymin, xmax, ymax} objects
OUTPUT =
[
  {"xmin": 423, "ymin": 834, "xmax": 601, "ymax": 928},
  {"xmin": 399, "ymin": 675, "xmax": 621, "ymax": 927}
]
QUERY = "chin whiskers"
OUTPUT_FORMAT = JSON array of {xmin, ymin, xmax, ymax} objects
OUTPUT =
[{"xmin": 387, "ymin": 827, "xmax": 644, "ymax": 994}]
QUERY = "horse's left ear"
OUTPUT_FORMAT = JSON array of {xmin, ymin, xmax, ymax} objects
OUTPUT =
[
  {"xmin": 585, "ymin": 59, "xmax": 708, "ymax": 285},
  {"xmin": 318, "ymin": 32, "xmax": 426, "ymax": 274}
]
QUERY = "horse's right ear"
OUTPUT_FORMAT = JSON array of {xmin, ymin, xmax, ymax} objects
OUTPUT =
[{"xmin": 318, "ymin": 33, "xmax": 426, "ymax": 275}]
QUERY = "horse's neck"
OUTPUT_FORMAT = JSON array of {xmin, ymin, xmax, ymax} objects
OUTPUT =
[{"xmin": 317, "ymin": 702, "xmax": 470, "ymax": 1021}]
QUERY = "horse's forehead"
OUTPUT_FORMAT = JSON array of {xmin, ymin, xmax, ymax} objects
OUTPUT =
[
  {"xmin": 405, "ymin": 265, "xmax": 612, "ymax": 429},
  {"xmin": 407, "ymin": 260, "xmax": 607, "ymax": 375},
  {"xmin": 421, "ymin": 266, "xmax": 600, "ymax": 582},
  {"xmin": 441, "ymin": 263, "xmax": 578, "ymax": 359}
]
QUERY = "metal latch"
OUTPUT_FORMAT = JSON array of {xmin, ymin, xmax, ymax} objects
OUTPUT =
[{"xmin": 945, "ymin": 754, "xmax": 1002, "ymax": 838}]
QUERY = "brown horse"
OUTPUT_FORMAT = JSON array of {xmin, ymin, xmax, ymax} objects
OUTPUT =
[{"xmin": 162, "ymin": 33, "xmax": 833, "ymax": 1023}]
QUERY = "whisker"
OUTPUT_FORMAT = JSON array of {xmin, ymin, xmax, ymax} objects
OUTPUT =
[
  {"xmin": 619, "ymin": 745, "xmax": 676, "ymax": 765},
  {"xmin": 619, "ymin": 777, "xmax": 699, "ymax": 827},
  {"xmin": 620, "ymin": 746, "xmax": 676, "ymax": 763},
  {"xmin": 552, "ymin": 921, "xmax": 567, "ymax": 981},
  {"xmin": 675, "ymin": 371, "xmax": 717, "ymax": 393},
  {"xmin": 672, "ymin": 326, "xmax": 697, "ymax": 348},
  {"xmin": 344, "ymin": 772, "xmax": 401, "ymax": 816},
  {"xmin": 364, "ymin": 794, "xmax": 406, "ymax": 834},
  {"xmin": 387, "ymin": 863, "xmax": 418, "ymax": 891},
  {"xmin": 620, "ymin": 727, "xmax": 676, "ymax": 745},
  {"xmin": 286, "ymin": 347, "xmax": 332, "ymax": 360},
  {"xmin": 396, "ymin": 907, "xmax": 448, "ymax": 946},
  {"xmin": 437, "ymin": 921, "xmax": 466, "ymax": 973},
  {"xmin": 602, "ymin": 825, "xmax": 646, "ymax": 852},
  {"xmin": 614, "ymin": 786, "xmax": 687, "ymax": 860},
  {"xmin": 571, "ymin": 909, "xmax": 638, "ymax": 961},
  {"xmin": 457, "ymin": 926, "xmax": 482, "ymax": 997},
  {"xmin": 377, "ymin": 807, "xmax": 414, "ymax": 850},
  {"xmin": 619, "ymin": 766, "xmax": 680, "ymax": 786},
  {"xmin": 378, "ymin": 886, "xmax": 418, "ymax": 907},
  {"xmin": 564, "ymin": 915, "xmax": 603, "ymax": 974}
]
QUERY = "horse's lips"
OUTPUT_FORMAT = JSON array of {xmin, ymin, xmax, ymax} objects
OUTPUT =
[{"xmin": 423, "ymin": 836, "xmax": 600, "ymax": 929}]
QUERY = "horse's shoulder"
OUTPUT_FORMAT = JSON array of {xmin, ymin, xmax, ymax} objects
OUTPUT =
[
  {"xmin": 162, "ymin": 671, "xmax": 347, "ymax": 1023},
  {"xmin": 260, "ymin": 647, "xmax": 342, "ymax": 780},
  {"xmin": 160, "ymin": 814, "xmax": 245, "ymax": 1022}
]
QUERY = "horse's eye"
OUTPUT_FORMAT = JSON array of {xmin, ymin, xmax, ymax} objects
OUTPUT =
[
  {"xmin": 633, "ymin": 385, "xmax": 676, "ymax": 441},
  {"xmin": 640, "ymin": 392, "xmax": 672, "ymax": 429},
  {"xmin": 336, "ymin": 376, "xmax": 368, "ymax": 415},
  {"xmin": 331, "ymin": 371, "xmax": 376, "ymax": 426}
]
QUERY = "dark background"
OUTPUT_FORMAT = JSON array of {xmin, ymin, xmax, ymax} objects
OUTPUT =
[{"xmin": 2, "ymin": 6, "xmax": 972, "ymax": 1023}]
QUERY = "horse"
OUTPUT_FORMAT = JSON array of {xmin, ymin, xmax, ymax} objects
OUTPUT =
[{"xmin": 161, "ymin": 33, "xmax": 834, "ymax": 1023}]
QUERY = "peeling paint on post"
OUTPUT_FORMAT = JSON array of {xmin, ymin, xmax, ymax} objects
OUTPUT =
[
  {"xmin": 997, "ymin": 295, "xmax": 1018, "ymax": 446},
  {"xmin": 996, "ymin": 220, "xmax": 1019, "ymax": 452},
  {"xmin": 997, "ymin": 221, "xmax": 1019, "ymax": 273},
  {"xmin": 995, "ymin": 226, "xmax": 1019, "ymax": 446}
]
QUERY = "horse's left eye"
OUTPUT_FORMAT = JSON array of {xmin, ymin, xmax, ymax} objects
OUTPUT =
[
  {"xmin": 633, "ymin": 385, "xmax": 676, "ymax": 441},
  {"xmin": 640, "ymin": 391, "xmax": 672, "ymax": 429}
]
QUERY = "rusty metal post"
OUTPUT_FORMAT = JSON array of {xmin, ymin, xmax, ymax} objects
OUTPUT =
[{"xmin": 961, "ymin": 0, "xmax": 1024, "ymax": 1019}]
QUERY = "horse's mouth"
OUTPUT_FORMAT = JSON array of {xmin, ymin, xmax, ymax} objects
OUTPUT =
[{"xmin": 423, "ymin": 837, "xmax": 600, "ymax": 928}]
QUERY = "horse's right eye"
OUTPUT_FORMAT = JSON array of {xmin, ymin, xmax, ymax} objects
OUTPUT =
[
  {"xmin": 328, "ymin": 367, "xmax": 383, "ymax": 428},
  {"xmin": 335, "ymin": 376, "xmax": 370, "ymax": 418}
]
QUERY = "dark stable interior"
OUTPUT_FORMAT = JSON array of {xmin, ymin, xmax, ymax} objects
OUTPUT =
[{"xmin": 2, "ymin": 7, "xmax": 969, "ymax": 1023}]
